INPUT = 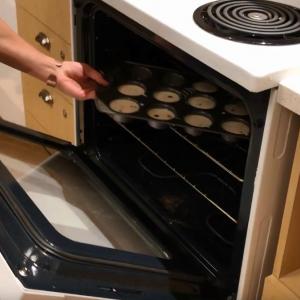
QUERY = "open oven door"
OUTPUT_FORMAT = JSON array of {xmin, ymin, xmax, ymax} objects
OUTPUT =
[{"xmin": 0, "ymin": 119, "xmax": 221, "ymax": 300}]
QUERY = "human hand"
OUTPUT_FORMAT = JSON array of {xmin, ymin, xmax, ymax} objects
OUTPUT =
[{"xmin": 55, "ymin": 61, "xmax": 108, "ymax": 100}]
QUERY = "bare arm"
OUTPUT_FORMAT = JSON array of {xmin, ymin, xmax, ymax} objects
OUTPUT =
[{"xmin": 0, "ymin": 18, "xmax": 108, "ymax": 100}]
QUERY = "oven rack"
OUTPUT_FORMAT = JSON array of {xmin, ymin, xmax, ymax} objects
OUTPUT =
[
  {"xmin": 117, "ymin": 121, "xmax": 238, "ymax": 224},
  {"xmin": 169, "ymin": 127, "xmax": 244, "ymax": 183}
]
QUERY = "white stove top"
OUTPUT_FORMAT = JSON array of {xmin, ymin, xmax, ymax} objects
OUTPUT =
[{"xmin": 102, "ymin": 0, "xmax": 300, "ymax": 92}]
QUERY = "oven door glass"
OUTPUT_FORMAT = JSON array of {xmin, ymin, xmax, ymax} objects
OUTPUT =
[
  {"xmin": 0, "ymin": 126, "xmax": 210, "ymax": 299},
  {"xmin": 0, "ymin": 132, "xmax": 167, "ymax": 258}
]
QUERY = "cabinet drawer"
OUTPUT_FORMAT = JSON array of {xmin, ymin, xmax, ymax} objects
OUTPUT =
[
  {"xmin": 22, "ymin": 74, "xmax": 75, "ymax": 143},
  {"xmin": 16, "ymin": 6, "xmax": 71, "ymax": 62},
  {"xmin": 15, "ymin": 0, "xmax": 71, "ymax": 44}
]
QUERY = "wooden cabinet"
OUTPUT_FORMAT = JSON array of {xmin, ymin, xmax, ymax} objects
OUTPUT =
[
  {"xmin": 15, "ymin": 0, "xmax": 77, "ymax": 144},
  {"xmin": 15, "ymin": 0, "xmax": 71, "ymax": 44},
  {"xmin": 16, "ymin": 7, "xmax": 72, "ymax": 62},
  {"xmin": 22, "ymin": 74, "xmax": 75, "ymax": 142},
  {"xmin": 262, "ymin": 130, "xmax": 300, "ymax": 300}
]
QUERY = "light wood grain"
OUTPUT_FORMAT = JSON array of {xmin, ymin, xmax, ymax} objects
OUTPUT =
[
  {"xmin": 281, "ymin": 268, "xmax": 300, "ymax": 298},
  {"xmin": 262, "ymin": 275, "xmax": 299, "ymax": 300},
  {"xmin": 16, "ymin": 6, "xmax": 72, "ymax": 63},
  {"xmin": 15, "ymin": 0, "xmax": 71, "ymax": 44},
  {"xmin": 0, "ymin": 132, "xmax": 51, "ymax": 179},
  {"xmin": 16, "ymin": 6, "xmax": 75, "ymax": 143},
  {"xmin": 262, "ymin": 131, "xmax": 300, "ymax": 299},
  {"xmin": 273, "ymin": 130, "xmax": 300, "ymax": 277},
  {"xmin": 22, "ymin": 74, "xmax": 75, "ymax": 143}
]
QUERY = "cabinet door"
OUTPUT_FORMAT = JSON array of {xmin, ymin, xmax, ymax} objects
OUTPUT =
[
  {"xmin": 15, "ymin": 2, "xmax": 77, "ymax": 144},
  {"xmin": 15, "ymin": 0, "xmax": 71, "ymax": 44}
]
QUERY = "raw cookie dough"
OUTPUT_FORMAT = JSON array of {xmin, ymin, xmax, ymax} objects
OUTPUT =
[
  {"xmin": 147, "ymin": 107, "xmax": 175, "ymax": 120},
  {"xmin": 109, "ymin": 98, "xmax": 140, "ymax": 114},
  {"xmin": 118, "ymin": 83, "xmax": 145, "ymax": 97},
  {"xmin": 153, "ymin": 90, "xmax": 181, "ymax": 103},
  {"xmin": 184, "ymin": 114, "xmax": 213, "ymax": 128},
  {"xmin": 188, "ymin": 95, "xmax": 216, "ymax": 110}
]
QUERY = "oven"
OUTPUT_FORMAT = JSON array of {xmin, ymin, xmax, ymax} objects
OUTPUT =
[{"xmin": 1, "ymin": 0, "xmax": 300, "ymax": 299}]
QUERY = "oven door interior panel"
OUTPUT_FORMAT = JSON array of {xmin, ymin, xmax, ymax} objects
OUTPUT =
[{"xmin": 0, "ymin": 127, "xmax": 219, "ymax": 299}]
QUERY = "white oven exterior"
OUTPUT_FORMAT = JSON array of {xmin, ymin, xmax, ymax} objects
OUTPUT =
[
  {"xmin": 238, "ymin": 89, "xmax": 300, "ymax": 299},
  {"xmin": 0, "ymin": 254, "xmax": 112, "ymax": 300},
  {"xmin": 1, "ymin": 1, "xmax": 300, "ymax": 299}
]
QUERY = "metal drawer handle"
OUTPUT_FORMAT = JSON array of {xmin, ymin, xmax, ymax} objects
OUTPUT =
[
  {"xmin": 38, "ymin": 89, "xmax": 53, "ymax": 104},
  {"xmin": 35, "ymin": 32, "xmax": 51, "ymax": 50}
]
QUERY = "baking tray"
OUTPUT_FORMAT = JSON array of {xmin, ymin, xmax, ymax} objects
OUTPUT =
[{"xmin": 95, "ymin": 61, "xmax": 251, "ymax": 139}]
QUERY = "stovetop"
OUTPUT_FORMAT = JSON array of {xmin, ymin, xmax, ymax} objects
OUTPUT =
[
  {"xmin": 194, "ymin": 0, "xmax": 300, "ymax": 46},
  {"xmin": 102, "ymin": 0, "xmax": 300, "ymax": 92}
]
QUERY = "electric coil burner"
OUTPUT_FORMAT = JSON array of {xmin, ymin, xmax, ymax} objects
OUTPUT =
[{"xmin": 194, "ymin": 0, "xmax": 300, "ymax": 45}]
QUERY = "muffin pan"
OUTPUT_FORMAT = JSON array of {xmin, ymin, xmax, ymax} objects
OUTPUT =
[{"xmin": 95, "ymin": 62, "xmax": 250, "ymax": 138}]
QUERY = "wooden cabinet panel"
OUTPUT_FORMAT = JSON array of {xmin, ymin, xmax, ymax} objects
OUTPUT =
[
  {"xmin": 262, "ymin": 130, "xmax": 300, "ymax": 299},
  {"xmin": 262, "ymin": 275, "xmax": 299, "ymax": 300},
  {"xmin": 273, "ymin": 130, "xmax": 300, "ymax": 277},
  {"xmin": 16, "ymin": 7, "xmax": 71, "ymax": 62},
  {"xmin": 15, "ymin": 0, "xmax": 71, "ymax": 44},
  {"xmin": 22, "ymin": 74, "xmax": 75, "ymax": 143},
  {"xmin": 16, "ymin": 4, "xmax": 76, "ymax": 144}
]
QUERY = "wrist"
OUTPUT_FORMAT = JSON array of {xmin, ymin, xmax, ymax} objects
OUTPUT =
[{"xmin": 28, "ymin": 55, "xmax": 61, "ymax": 85}]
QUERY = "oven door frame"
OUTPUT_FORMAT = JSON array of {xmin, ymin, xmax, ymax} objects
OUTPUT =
[{"xmin": 0, "ymin": 119, "xmax": 214, "ymax": 299}]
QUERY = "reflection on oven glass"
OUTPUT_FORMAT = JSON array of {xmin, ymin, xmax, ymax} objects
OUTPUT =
[
  {"xmin": 20, "ymin": 154, "xmax": 168, "ymax": 258},
  {"xmin": 0, "ymin": 133, "xmax": 168, "ymax": 259}
]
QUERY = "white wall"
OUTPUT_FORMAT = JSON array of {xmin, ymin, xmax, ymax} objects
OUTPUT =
[{"xmin": 0, "ymin": 0, "xmax": 25, "ymax": 126}]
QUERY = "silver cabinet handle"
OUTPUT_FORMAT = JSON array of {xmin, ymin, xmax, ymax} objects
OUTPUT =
[
  {"xmin": 38, "ymin": 89, "xmax": 53, "ymax": 104},
  {"xmin": 35, "ymin": 32, "xmax": 51, "ymax": 50}
]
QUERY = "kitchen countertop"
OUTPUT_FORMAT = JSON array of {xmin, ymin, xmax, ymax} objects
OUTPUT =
[{"xmin": 102, "ymin": 0, "xmax": 300, "ymax": 93}]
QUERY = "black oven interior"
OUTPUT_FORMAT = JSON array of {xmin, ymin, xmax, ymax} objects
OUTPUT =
[{"xmin": 76, "ymin": 0, "xmax": 269, "ymax": 296}]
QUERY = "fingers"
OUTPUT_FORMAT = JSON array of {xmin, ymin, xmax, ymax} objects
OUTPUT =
[
  {"xmin": 57, "ymin": 77, "xmax": 98, "ymax": 100},
  {"xmin": 82, "ymin": 63, "xmax": 109, "ymax": 86},
  {"xmin": 56, "ymin": 61, "xmax": 108, "ymax": 100},
  {"xmin": 57, "ymin": 78, "xmax": 86, "ymax": 100}
]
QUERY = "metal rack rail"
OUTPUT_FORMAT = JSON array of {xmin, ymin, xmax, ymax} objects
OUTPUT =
[
  {"xmin": 170, "ymin": 127, "xmax": 244, "ymax": 183},
  {"xmin": 117, "ymin": 121, "xmax": 238, "ymax": 224}
]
